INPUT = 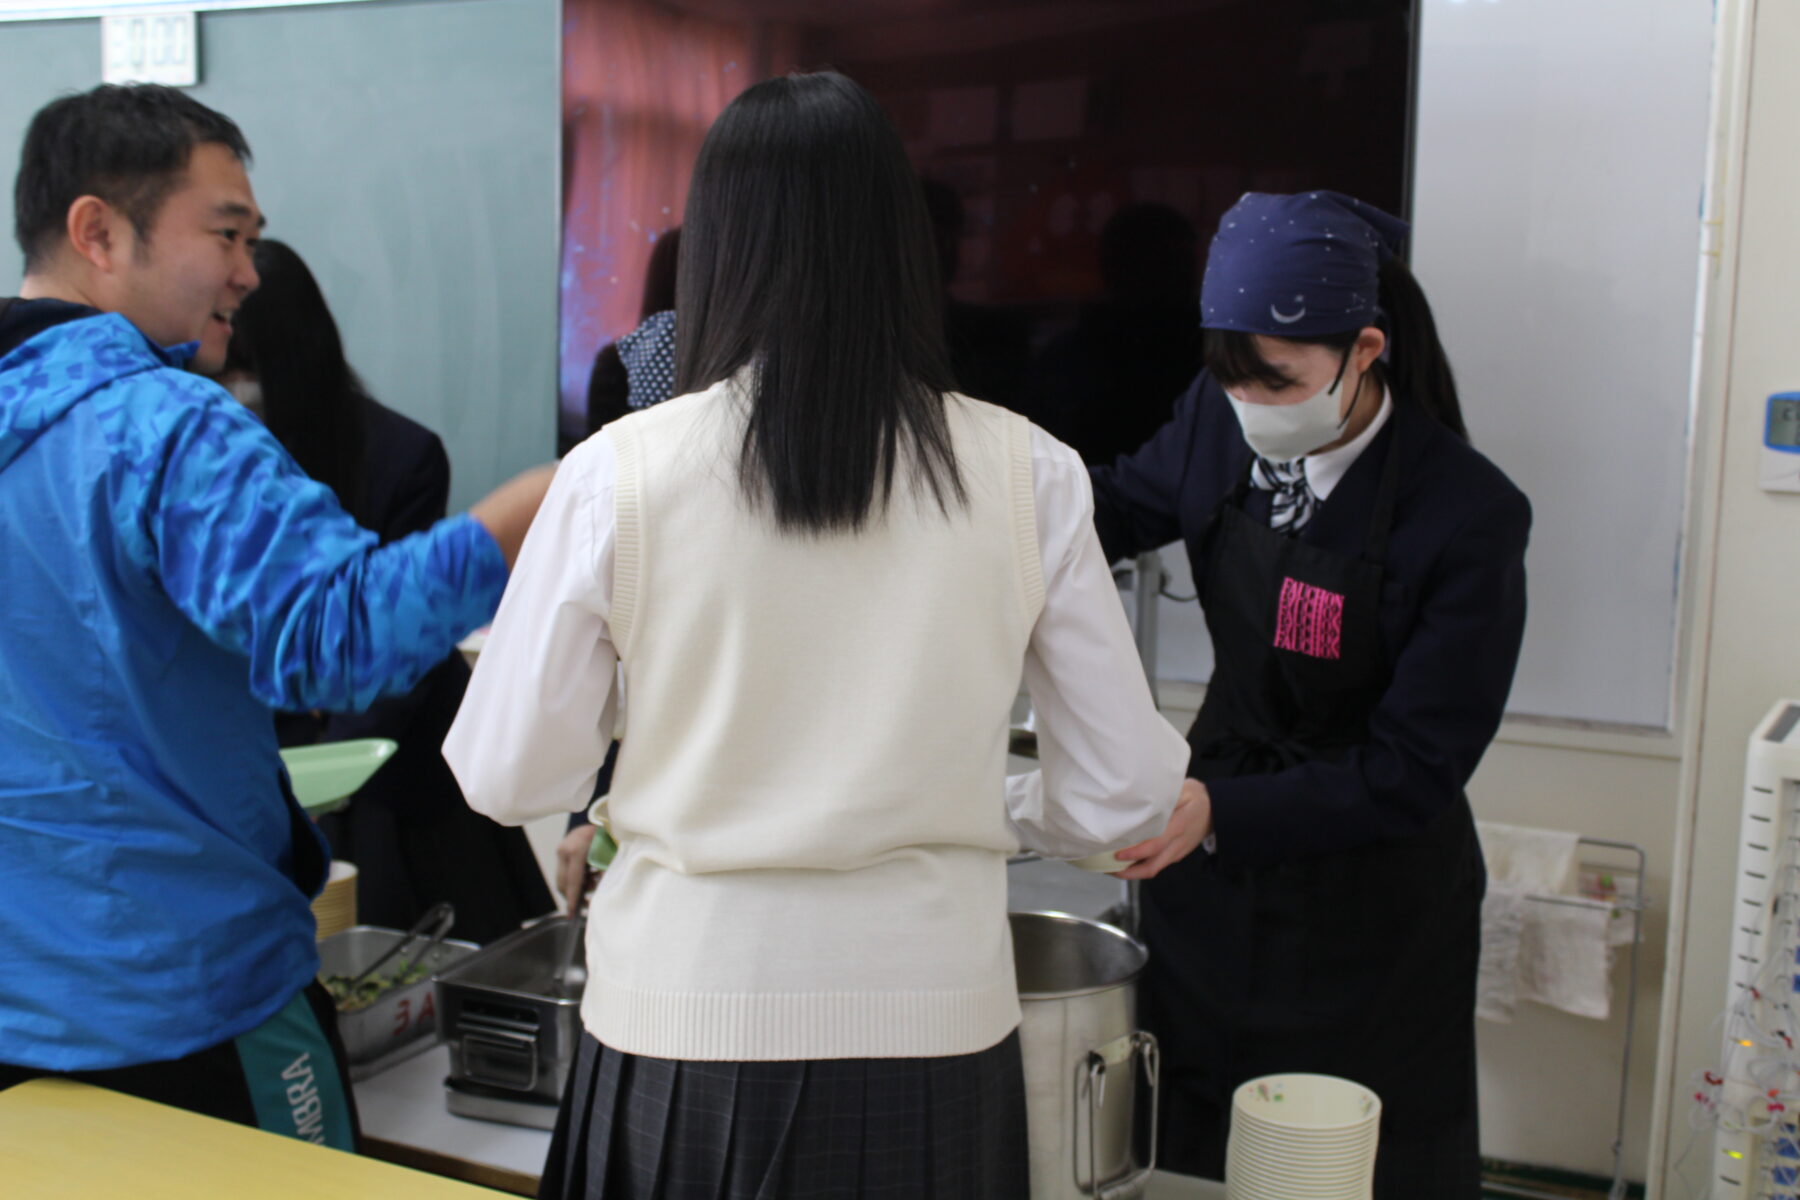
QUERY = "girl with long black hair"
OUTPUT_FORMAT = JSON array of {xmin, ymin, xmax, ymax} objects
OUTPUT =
[
  {"xmin": 219, "ymin": 239, "xmax": 555, "ymax": 945},
  {"xmin": 446, "ymin": 72, "xmax": 1200, "ymax": 1200},
  {"xmin": 1099, "ymin": 190, "xmax": 1530, "ymax": 1197}
]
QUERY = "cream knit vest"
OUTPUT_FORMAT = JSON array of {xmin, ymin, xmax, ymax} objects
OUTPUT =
[{"xmin": 584, "ymin": 379, "xmax": 1044, "ymax": 1061}]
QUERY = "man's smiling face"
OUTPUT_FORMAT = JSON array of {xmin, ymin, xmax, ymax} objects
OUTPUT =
[{"xmin": 111, "ymin": 141, "xmax": 263, "ymax": 372}]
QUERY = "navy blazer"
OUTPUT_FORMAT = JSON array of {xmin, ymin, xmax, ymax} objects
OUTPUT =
[
  {"xmin": 306, "ymin": 396, "xmax": 468, "ymax": 821},
  {"xmin": 1090, "ymin": 371, "xmax": 1532, "ymax": 868}
]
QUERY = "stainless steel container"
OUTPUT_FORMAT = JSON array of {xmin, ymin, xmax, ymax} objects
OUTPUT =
[
  {"xmin": 315, "ymin": 925, "xmax": 480, "ymax": 1080},
  {"xmin": 433, "ymin": 917, "xmax": 585, "ymax": 1129},
  {"xmin": 1012, "ymin": 910, "xmax": 1160, "ymax": 1200}
]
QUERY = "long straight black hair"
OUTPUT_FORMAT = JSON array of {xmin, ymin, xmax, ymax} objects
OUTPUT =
[
  {"xmin": 675, "ymin": 71, "xmax": 964, "ymax": 534},
  {"xmin": 224, "ymin": 239, "xmax": 369, "ymax": 523},
  {"xmin": 1202, "ymin": 255, "xmax": 1469, "ymax": 441},
  {"xmin": 638, "ymin": 226, "xmax": 679, "ymax": 320}
]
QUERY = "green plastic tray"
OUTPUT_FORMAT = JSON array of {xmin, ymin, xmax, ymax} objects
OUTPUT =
[{"xmin": 281, "ymin": 738, "xmax": 398, "ymax": 816}]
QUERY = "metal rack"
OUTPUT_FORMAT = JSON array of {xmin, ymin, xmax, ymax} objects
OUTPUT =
[{"xmin": 1484, "ymin": 838, "xmax": 1649, "ymax": 1200}]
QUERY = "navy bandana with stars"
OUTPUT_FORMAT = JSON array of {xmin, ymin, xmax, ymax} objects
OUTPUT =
[{"xmin": 1199, "ymin": 190, "xmax": 1408, "ymax": 338}]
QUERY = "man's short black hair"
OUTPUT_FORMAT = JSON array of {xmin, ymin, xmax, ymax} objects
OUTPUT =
[{"xmin": 13, "ymin": 84, "xmax": 251, "ymax": 270}]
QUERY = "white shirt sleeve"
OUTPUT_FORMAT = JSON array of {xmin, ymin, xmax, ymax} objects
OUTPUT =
[
  {"xmin": 1004, "ymin": 428, "xmax": 1191, "ymax": 858},
  {"xmin": 443, "ymin": 434, "xmax": 621, "ymax": 826}
]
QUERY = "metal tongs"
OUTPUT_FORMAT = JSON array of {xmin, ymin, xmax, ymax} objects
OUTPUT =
[{"xmin": 344, "ymin": 901, "xmax": 455, "ymax": 991}]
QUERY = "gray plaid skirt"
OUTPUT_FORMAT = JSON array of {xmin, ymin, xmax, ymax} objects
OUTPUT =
[{"xmin": 537, "ymin": 1029, "xmax": 1029, "ymax": 1200}]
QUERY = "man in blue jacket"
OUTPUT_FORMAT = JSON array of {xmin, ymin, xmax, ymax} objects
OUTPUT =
[{"xmin": 0, "ymin": 84, "xmax": 550, "ymax": 1148}]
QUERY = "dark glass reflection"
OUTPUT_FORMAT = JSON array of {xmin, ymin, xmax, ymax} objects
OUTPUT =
[{"xmin": 561, "ymin": 0, "xmax": 1413, "ymax": 461}]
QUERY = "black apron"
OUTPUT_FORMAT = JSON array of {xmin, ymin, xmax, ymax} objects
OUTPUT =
[{"xmin": 1141, "ymin": 421, "xmax": 1485, "ymax": 1198}]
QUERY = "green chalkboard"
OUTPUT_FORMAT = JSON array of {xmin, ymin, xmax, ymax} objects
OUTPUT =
[{"xmin": 0, "ymin": 0, "xmax": 560, "ymax": 511}]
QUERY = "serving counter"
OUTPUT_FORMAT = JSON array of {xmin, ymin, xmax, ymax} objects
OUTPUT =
[
  {"xmin": 352, "ymin": 1043, "xmax": 1224, "ymax": 1199},
  {"xmin": 337, "ymin": 844, "xmax": 1221, "ymax": 1197}
]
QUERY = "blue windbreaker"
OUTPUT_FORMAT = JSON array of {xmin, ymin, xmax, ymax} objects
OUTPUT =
[{"xmin": 0, "ymin": 310, "xmax": 508, "ymax": 1070}]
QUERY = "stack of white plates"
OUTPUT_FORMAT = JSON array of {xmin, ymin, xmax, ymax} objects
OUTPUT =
[{"xmin": 1226, "ymin": 1073, "xmax": 1381, "ymax": 1200}]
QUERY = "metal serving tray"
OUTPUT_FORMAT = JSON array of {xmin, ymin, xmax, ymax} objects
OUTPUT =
[
  {"xmin": 434, "ymin": 917, "xmax": 585, "ymax": 1120},
  {"xmin": 316, "ymin": 925, "xmax": 480, "ymax": 1080}
]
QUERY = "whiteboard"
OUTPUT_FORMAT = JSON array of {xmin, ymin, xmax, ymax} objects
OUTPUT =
[
  {"xmin": 1400, "ymin": 0, "xmax": 1712, "ymax": 726},
  {"xmin": 0, "ymin": 0, "xmax": 560, "ymax": 513},
  {"xmin": 1143, "ymin": 0, "xmax": 1714, "ymax": 728}
]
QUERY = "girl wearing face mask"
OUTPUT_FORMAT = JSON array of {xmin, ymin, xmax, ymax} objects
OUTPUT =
[{"xmin": 1093, "ymin": 191, "xmax": 1530, "ymax": 1199}]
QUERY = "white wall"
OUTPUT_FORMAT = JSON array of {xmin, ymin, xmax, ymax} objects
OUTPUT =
[
  {"xmin": 1459, "ymin": 3, "xmax": 1800, "ymax": 1193},
  {"xmin": 1654, "ymin": 2, "xmax": 1800, "ymax": 1196}
]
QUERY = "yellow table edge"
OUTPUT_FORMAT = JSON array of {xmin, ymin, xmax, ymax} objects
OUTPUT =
[
  {"xmin": 364, "ymin": 1135, "xmax": 540, "ymax": 1197},
  {"xmin": 0, "ymin": 1078, "xmax": 507, "ymax": 1197}
]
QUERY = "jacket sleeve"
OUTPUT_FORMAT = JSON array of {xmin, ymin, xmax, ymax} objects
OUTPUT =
[
  {"xmin": 317, "ymin": 423, "xmax": 459, "ymax": 735},
  {"xmin": 1207, "ymin": 487, "xmax": 1532, "ymax": 867},
  {"xmin": 146, "ymin": 396, "xmax": 508, "ymax": 714},
  {"xmin": 1088, "ymin": 372, "xmax": 1203, "ymax": 563}
]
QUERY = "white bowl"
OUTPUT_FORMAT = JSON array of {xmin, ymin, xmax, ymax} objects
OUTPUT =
[
  {"xmin": 1228, "ymin": 1135, "xmax": 1375, "ymax": 1164},
  {"xmin": 1229, "ymin": 1140, "xmax": 1374, "ymax": 1167},
  {"xmin": 1228, "ymin": 1181, "xmax": 1369, "ymax": 1200},
  {"xmin": 1070, "ymin": 848, "xmax": 1132, "ymax": 873},
  {"xmin": 1228, "ymin": 1181, "xmax": 1368, "ymax": 1200},
  {"xmin": 1233, "ymin": 1073, "xmax": 1381, "ymax": 1131},
  {"xmin": 1227, "ymin": 1182, "xmax": 1368, "ymax": 1200},
  {"xmin": 1229, "ymin": 1122, "xmax": 1379, "ymax": 1152},
  {"xmin": 1226, "ymin": 1154, "xmax": 1371, "ymax": 1200},
  {"xmin": 1231, "ymin": 1151, "xmax": 1368, "ymax": 1180},
  {"xmin": 1232, "ymin": 1107, "xmax": 1380, "ymax": 1135},
  {"xmin": 1225, "ymin": 1074, "xmax": 1379, "ymax": 1200}
]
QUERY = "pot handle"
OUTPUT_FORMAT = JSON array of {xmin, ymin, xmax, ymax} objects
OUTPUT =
[
  {"xmin": 460, "ymin": 1026, "xmax": 540, "ymax": 1093},
  {"xmin": 1075, "ymin": 1030, "xmax": 1160, "ymax": 1199}
]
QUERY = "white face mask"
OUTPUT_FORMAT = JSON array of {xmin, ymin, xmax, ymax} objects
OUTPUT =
[{"xmin": 1225, "ymin": 354, "xmax": 1360, "ymax": 463}]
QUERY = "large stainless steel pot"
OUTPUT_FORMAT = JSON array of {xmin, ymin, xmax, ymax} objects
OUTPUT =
[{"xmin": 1012, "ymin": 910, "xmax": 1160, "ymax": 1200}]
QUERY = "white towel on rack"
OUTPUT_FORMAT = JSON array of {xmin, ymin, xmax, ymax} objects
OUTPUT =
[
  {"xmin": 1477, "ymin": 820, "xmax": 1581, "ymax": 895},
  {"xmin": 1474, "ymin": 822, "xmax": 1617, "ymax": 1022},
  {"xmin": 1516, "ymin": 896, "xmax": 1614, "ymax": 1020},
  {"xmin": 1477, "ymin": 882, "xmax": 1526, "ymax": 1023}
]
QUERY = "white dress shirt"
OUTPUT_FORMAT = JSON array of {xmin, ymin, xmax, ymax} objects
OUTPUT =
[{"xmin": 1302, "ymin": 385, "xmax": 1392, "ymax": 501}]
